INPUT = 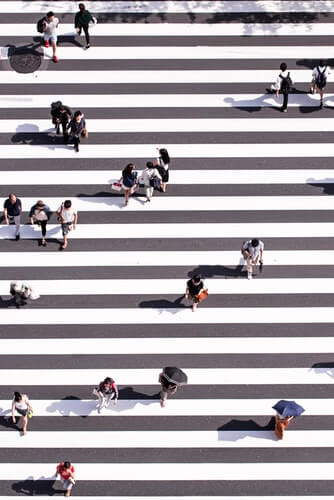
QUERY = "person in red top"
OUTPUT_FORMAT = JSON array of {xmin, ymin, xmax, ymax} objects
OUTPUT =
[{"xmin": 56, "ymin": 461, "xmax": 75, "ymax": 497}]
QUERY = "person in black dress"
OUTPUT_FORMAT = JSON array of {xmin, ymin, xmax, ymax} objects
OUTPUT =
[{"xmin": 185, "ymin": 274, "xmax": 206, "ymax": 312}]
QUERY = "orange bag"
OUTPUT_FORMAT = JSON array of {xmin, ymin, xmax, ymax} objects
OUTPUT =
[{"xmin": 195, "ymin": 289, "xmax": 208, "ymax": 303}]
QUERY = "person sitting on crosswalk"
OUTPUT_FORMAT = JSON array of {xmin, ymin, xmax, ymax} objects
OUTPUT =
[
  {"xmin": 241, "ymin": 239, "xmax": 264, "ymax": 280},
  {"xmin": 9, "ymin": 281, "xmax": 40, "ymax": 306}
]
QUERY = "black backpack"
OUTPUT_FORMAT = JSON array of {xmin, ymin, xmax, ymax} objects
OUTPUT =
[
  {"xmin": 279, "ymin": 72, "xmax": 292, "ymax": 93},
  {"xmin": 316, "ymin": 66, "xmax": 327, "ymax": 89},
  {"xmin": 37, "ymin": 16, "xmax": 46, "ymax": 33},
  {"xmin": 150, "ymin": 176, "xmax": 161, "ymax": 190}
]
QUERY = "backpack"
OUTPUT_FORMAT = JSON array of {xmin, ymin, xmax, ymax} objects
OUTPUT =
[
  {"xmin": 279, "ymin": 72, "xmax": 292, "ymax": 93},
  {"xmin": 37, "ymin": 16, "xmax": 46, "ymax": 33},
  {"xmin": 150, "ymin": 176, "xmax": 161, "ymax": 190},
  {"xmin": 316, "ymin": 66, "xmax": 327, "ymax": 89}
]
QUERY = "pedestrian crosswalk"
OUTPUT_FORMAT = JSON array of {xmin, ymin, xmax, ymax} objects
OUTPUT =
[{"xmin": 1, "ymin": 0, "xmax": 334, "ymax": 498}]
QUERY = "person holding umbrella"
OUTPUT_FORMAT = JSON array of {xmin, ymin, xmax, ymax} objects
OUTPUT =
[
  {"xmin": 159, "ymin": 367, "xmax": 187, "ymax": 408},
  {"xmin": 272, "ymin": 400, "xmax": 305, "ymax": 440}
]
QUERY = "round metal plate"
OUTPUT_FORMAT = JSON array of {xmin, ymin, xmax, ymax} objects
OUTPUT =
[{"xmin": 9, "ymin": 48, "xmax": 42, "ymax": 74}]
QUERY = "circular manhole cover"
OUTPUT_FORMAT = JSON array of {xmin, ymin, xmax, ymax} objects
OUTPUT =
[{"xmin": 9, "ymin": 48, "xmax": 42, "ymax": 74}]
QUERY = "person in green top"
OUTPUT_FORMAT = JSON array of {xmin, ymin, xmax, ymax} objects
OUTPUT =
[{"xmin": 74, "ymin": 3, "xmax": 95, "ymax": 49}]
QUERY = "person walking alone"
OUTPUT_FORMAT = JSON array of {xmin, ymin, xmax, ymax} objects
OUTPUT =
[
  {"xmin": 11, "ymin": 392, "xmax": 33, "ymax": 435},
  {"xmin": 75, "ymin": 3, "xmax": 95, "ymax": 49},
  {"xmin": 140, "ymin": 161, "xmax": 162, "ymax": 203},
  {"xmin": 42, "ymin": 11, "xmax": 59, "ymax": 63},
  {"xmin": 271, "ymin": 62, "xmax": 292, "ymax": 113},
  {"xmin": 66, "ymin": 111, "xmax": 87, "ymax": 152},
  {"xmin": 3, "ymin": 193, "xmax": 22, "ymax": 241},
  {"xmin": 185, "ymin": 274, "xmax": 208, "ymax": 312},
  {"xmin": 56, "ymin": 461, "xmax": 76, "ymax": 497},
  {"xmin": 57, "ymin": 200, "xmax": 78, "ymax": 250},
  {"xmin": 159, "ymin": 372, "xmax": 177, "ymax": 408},
  {"xmin": 29, "ymin": 200, "xmax": 51, "ymax": 246},
  {"xmin": 241, "ymin": 238, "xmax": 264, "ymax": 280},
  {"xmin": 93, "ymin": 377, "xmax": 118, "ymax": 413},
  {"xmin": 154, "ymin": 147, "xmax": 170, "ymax": 193},
  {"xmin": 311, "ymin": 60, "xmax": 330, "ymax": 109},
  {"xmin": 274, "ymin": 413, "xmax": 294, "ymax": 440}
]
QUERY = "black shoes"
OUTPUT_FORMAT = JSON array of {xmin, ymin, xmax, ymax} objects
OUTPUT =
[{"xmin": 15, "ymin": 234, "xmax": 20, "ymax": 241}]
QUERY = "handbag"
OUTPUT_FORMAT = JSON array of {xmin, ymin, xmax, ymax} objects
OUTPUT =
[
  {"xmin": 111, "ymin": 182, "xmax": 122, "ymax": 192},
  {"xmin": 27, "ymin": 407, "xmax": 34, "ymax": 419},
  {"xmin": 195, "ymin": 289, "xmax": 208, "ymax": 303},
  {"xmin": 81, "ymin": 128, "xmax": 88, "ymax": 139}
]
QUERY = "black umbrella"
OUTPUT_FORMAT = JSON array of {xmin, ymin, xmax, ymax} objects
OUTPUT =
[
  {"xmin": 162, "ymin": 367, "xmax": 188, "ymax": 386},
  {"xmin": 272, "ymin": 400, "xmax": 305, "ymax": 417}
]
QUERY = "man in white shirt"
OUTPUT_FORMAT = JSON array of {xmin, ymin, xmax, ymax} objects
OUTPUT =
[
  {"xmin": 43, "ymin": 11, "xmax": 59, "ymax": 63},
  {"xmin": 57, "ymin": 200, "xmax": 78, "ymax": 250},
  {"xmin": 271, "ymin": 62, "xmax": 292, "ymax": 113},
  {"xmin": 311, "ymin": 60, "xmax": 330, "ymax": 108},
  {"xmin": 241, "ymin": 239, "xmax": 264, "ymax": 280}
]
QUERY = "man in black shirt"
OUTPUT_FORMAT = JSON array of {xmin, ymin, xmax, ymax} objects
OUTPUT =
[{"xmin": 3, "ymin": 193, "xmax": 22, "ymax": 240}]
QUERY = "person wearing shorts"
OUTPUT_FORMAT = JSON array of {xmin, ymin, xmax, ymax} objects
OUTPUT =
[
  {"xmin": 43, "ymin": 11, "xmax": 59, "ymax": 62},
  {"xmin": 56, "ymin": 461, "xmax": 76, "ymax": 497},
  {"xmin": 185, "ymin": 274, "xmax": 206, "ymax": 312},
  {"xmin": 57, "ymin": 200, "xmax": 78, "ymax": 250},
  {"xmin": 241, "ymin": 238, "xmax": 264, "ymax": 280},
  {"xmin": 11, "ymin": 392, "xmax": 32, "ymax": 435}
]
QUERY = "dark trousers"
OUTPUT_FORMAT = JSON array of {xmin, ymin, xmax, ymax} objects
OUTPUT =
[
  {"xmin": 78, "ymin": 24, "xmax": 90, "ymax": 45},
  {"xmin": 282, "ymin": 92, "xmax": 288, "ymax": 110},
  {"xmin": 38, "ymin": 220, "xmax": 47, "ymax": 237},
  {"xmin": 56, "ymin": 118, "xmax": 69, "ymax": 137}
]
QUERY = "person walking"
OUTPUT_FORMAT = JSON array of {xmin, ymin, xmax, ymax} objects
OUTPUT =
[
  {"xmin": 154, "ymin": 147, "xmax": 170, "ymax": 193},
  {"xmin": 185, "ymin": 274, "xmax": 208, "ymax": 312},
  {"xmin": 29, "ymin": 200, "xmax": 51, "ymax": 247},
  {"xmin": 93, "ymin": 377, "xmax": 118, "ymax": 413},
  {"xmin": 42, "ymin": 11, "xmax": 59, "ymax": 63},
  {"xmin": 159, "ymin": 372, "xmax": 177, "ymax": 408},
  {"xmin": 51, "ymin": 102, "xmax": 72, "ymax": 140},
  {"xmin": 9, "ymin": 281, "xmax": 40, "ymax": 306},
  {"xmin": 66, "ymin": 111, "xmax": 87, "ymax": 152},
  {"xmin": 56, "ymin": 200, "xmax": 78, "ymax": 250},
  {"xmin": 75, "ymin": 3, "xmax": 95, "ymax": 49},
  {"xmin": 274, "ymin": 413, "xmax": 294, "ymax": 440},
  {"xmin": 241, "ymin": 238, "xmax": 264, "ymax": 280},
  {"xmin": 3, "ymin": 193, "xmax": 22, "ymax": 241},
  {"xmin": 140, "ymin": 161, "xmax": 162, "ymax": 203},
  {"xmin": 119, "ymin": 163, "xmax": 138, "ymax": 206},
  {"xmin": 311, "ymin": 60, "xmax": 330, "ymax": 108},
  {"xmin": 11, "ymin": 392, "xmax": 33, "ymax": 435},
  {"xmin": 271, "ymin": 62, "xmax": 292, "ymax": 112},
  {"xmin": 56, "ymin": 461, "xmax": 76, "ymax": 497}
]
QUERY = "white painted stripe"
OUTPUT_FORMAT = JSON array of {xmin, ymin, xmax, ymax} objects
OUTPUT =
[
  {"xmin": 1, "ymin": 336, "xmax": 334, "ymax": 355},
  {"xmin": 1, "ymin": 430, "xmax": 334, "ymax": 448},
  {"xmin": 6, "ymin": 118, "xmax": 334, "ymax": 134},
  {"xmin": 0, "ymin": 498, "xmax": 326, "ymax": 500},
  {"xmin": 3, "ymin": 23, "xmax": 334, "ymax": 37},
  {"xmin": 2, "ymin": 169, "xmax": 333, "ymax": 185},
  {"xmin": 0, "ymin": 462, "xmax": 334, "ymax": 480},
  {"xmin": 2, "ymin": 278, "xmax": 334, "ymax": 297},
  {"xmin": 0, "ymin": 143, "xmax": 333, "ymax": 159},
  {"xmin": 0, "ymin": 399, "xmax": 330, "ymax": 417},
  {"xmin": 0, "ymin": 94, "xmax": 330, "ymax": 109},
  {"xmin": 0, "ymin": 223, "xmax": 333, "ymax": 240},
  {"xmin": 2, "ymin": 169, "xmax": 334, "ymax": 185},
  {"xmin": 5, "ymin": 196, "xmax": 334, "ymax": 213},
  {"xmin": 41, "ymin": 45, "xmax": 334, "ymax": 61},
  {"xmin": 1, "ymin": 1, "xmax": 334, "ymax": 14},
  {"xmin": 0, "ymin": 70, "xmax": 321, "ymax": 84},
  {"xmin": 2, "ymin": 250, "xmax": 333, "ymax": 268},
  {"xmin": 1, "ymin": 307, "xmax": 334, "ymax": 326}
]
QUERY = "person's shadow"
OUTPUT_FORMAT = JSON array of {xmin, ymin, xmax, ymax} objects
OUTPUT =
[
  {"xmin": 138, "ymin": 295, "xmax": 187, "ymax": 312},
  {"xmin": 311, "ymin": 362, "xmax": 334, "ymax": 380},
  {"xmin": 307, "ymin": 178, "xmax": 334, "ymax": 195},
  {"xmin": 217, "ymin": 417, "xmax": 276, "ymax": 442},
  {"xmin": 46, "ymin": 396, "xmax": 95, "ymax": 418},
  {"xmin": 188, "ymin": 264, "xmax": 246, "ymax": 279},
  {"xmin": 12, "ymin": 477, "xmax": 60, "ymax": 496}
]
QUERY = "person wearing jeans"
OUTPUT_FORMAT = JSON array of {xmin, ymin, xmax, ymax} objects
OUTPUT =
[
  {"xmin": 29, "ymin": 200, "xmax": 51, "ymax": 246},
  {"xmin": 3, "ymin": 193, "xmax": 22, "ymax": 241},
  {"xmin": 67, "ymin": 111, "xmax": 87, "ymax": 152}
]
